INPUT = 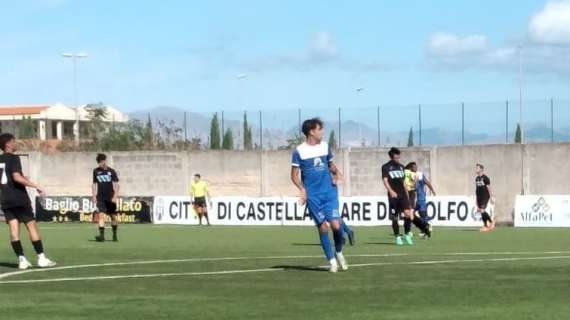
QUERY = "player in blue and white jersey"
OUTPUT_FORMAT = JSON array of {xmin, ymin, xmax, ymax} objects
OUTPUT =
[{"xmin": 290, "ymin": 118, "xmax": 347, "ymax": 273}]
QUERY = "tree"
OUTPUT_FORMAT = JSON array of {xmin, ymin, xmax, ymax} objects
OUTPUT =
[
  {"xmin": 283, "ymin": 133, "xmax": 304, "ymax": 149},
  {"xmin": 328, "ymin": 130, "xmax": 337, "ymax": 149},
  {"xmin": 210, "ymin": 113, "xmax": 221, "ymax": 149},
  {"xmin": 407, "ymin": 127, "xmax": 414, "ymax": 147},
  {"xmin": 18, "ymin": 116, "xmax": 35, "ymax": 139},
  {"xmin": 243, "ymin": 112, "xmax": 253, "ymax": 150},
  {"xmin": 145, "ymin": 114, "xmax": 155, "ymax": 148},
  {"xmin": 85, "ymin": 103, "xmax": 109, "ymax": 146},
  {"xmin": 515, "ymin": 123, "xmax": 522, "ymax": 144},
  {"xmin": 222, "ymin": 129, "xmax": 234, "ymax": 150}
]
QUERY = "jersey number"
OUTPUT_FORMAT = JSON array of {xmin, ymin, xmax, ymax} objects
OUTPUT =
[{"xmin": 0, "ymin": 163, "xmax": 6, "ymax": 185}]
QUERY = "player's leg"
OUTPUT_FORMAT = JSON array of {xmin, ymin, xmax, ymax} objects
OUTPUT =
[
  {"xmin": 196, "ymin": 206, "xmax": 203, "ymax": 225},
  {"xmin": 7, "ymin": 217, "xmax": 31, "ymax": 269},
  {"xmin": 95, "ymin": 200, "xmax": 107, "ymax": 241},
  {"xmin": 307, "ymin": 197, "xmax": 336, "ymax": 272},
  {"xmin": 24, "ymin": 219, "xmax": 56, "ymax": 268},
  {"xmin": 340, "ymin": 219, "xmax": 355, "ymax": 246},
  {"xmin": 203, "ymin": 204, "xmax": 211, "ymax": 226},
  {"xmin": 389, "ymin": 198, "xmax": 403, "ymax": 245},
  {"xmin": 329, "ymin": 218, "xmax": 348, "ymax": 271},
  {"xmin": 403, "ymin": 208, "xmax": 414, "ymax": 245},
  {"xmin": 111, "ymin": 214, "xmax": 119, "ymax": 242}
]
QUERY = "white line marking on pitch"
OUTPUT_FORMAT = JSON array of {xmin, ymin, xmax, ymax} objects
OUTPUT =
[
  {"xmin": 0, "ymin": 253, "xmax": 409, "ymax": 281},
  {"xmin": 1, "ymin": 254, "xmax": 570, "ymax": 284},
  {"xmin": 1, "ymin": 251, "xmax": 567, "ymax": 281}
]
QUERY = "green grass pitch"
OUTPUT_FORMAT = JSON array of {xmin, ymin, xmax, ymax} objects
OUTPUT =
[{"xmin": 1, "ymin": 224, "xmax": 569, "ymax": 319}]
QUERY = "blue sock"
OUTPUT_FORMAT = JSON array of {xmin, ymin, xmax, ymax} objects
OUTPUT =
[
  {"xmin": 333, "ymin": 228, "xmax": 344, "ymax": 253},
  {"xmin": 341, "ymin": 220, "xmax": 352, "ymax": 234},
  {"xmin": 318, "ymin": 230, "xmax": 334, "ymax": 260}
]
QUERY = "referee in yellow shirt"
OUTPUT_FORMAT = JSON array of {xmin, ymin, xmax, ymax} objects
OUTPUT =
[{"xmin": 191, "ymin": 173, "xmax": 212, "ymax": 226}]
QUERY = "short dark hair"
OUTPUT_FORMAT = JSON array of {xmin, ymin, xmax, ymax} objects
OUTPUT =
[
  {"xmin": 405, "ymin": 162, "xmax": 416, "ymax": 170},
  {"xmin": 301, "ymin": 118, "xmax": 323, "ymax": 138},
  {"xmin": 388, "ymin": 147, "xmax": 401, "ymax": 159},
  {"xmin": 96, "ymin": 153, "xmax": 107, "ymax": 163},
  {"xmin": 476, "ymin": 163, "xmax": 484, "ymax": 170},
  {"xmin": 0, "ymin": 133, "xmax": 15, "ymax": 152},
  {"xmin": 194, "ymin": 174, "xmax": 201, "ymax": 178}
]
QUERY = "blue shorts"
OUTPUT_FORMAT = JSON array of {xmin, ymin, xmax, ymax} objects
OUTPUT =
[{"xmin": 306, "ymin": 193, "xmax": 340, "ymax": 226}]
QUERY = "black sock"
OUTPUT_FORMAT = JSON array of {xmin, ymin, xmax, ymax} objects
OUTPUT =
[
  {"xmin": 11, "ymin": 240, "xmax": 24, "ymax": 257},
  {"xmin": 481, "ymin": 212, "xmax": 490, "ymax": 224},
  {"xmin": 404, "ymin": 218, "xmax": 412, "ymax": 234},
  {"xmin": 112, "ymin": 225, "xmax": 118, "ymax": 235},
  {"xmin": 482, "ymin": 212, "xmax": 492, "ymax": 224},
  {"xmin": 412, "ymin": 216, "xmax": 428, "ymax": 233},
  {"xmin": 99, "ymin": 227, "xmax": 105, "ymax": 237},
  {"xmin": 32, "ymin": 240, "xmax": 44, "ymax": 255},
  {"xmin": 392, "ymin": 220, "xmax": 400, "ymax": 237},
  {"xmin": 204, "ymin": 213, "xmax": 210, "ymax": 225}
]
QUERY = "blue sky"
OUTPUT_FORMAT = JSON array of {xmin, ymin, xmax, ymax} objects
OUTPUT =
[{"xmin": 1, "ymin": 0, "xmax": 569, "ymax": 113}]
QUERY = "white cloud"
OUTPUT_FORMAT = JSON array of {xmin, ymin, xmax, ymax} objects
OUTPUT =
[
  {"xmin": 428, "ymin": 32, "xmax": 489, "ymax": 56},
  {"xmin": 529, "ymin": 1, "xmax": 570, "ymax": 45},
  {"xmin": 243, "ymin": 31, "xmax": 389, "ymax": 73},
  {"xmin": 310, "ymin": 32, "xmax": 338, "ymax": 59},
  {"xmin": 425, "ymin": 1, "xmax": 570, "ymax": 76}
]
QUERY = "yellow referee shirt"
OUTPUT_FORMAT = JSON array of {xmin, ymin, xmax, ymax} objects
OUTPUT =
[{"xmin": 191, "ymin": 181, "xmax": 209, "ymax": 197}]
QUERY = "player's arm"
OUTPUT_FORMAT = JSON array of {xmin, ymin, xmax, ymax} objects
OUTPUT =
[
  {"xmin": 112, "ymin": 181, "xmax": 120, "ymax": 202},
  {"xmin": 291, "ymin": 167, "xmax": 307, "ymax": 205},
  {"xmin": 12, "ymin": 172, "xmax": 45, "ymax": 196},
  {"xmin": 382, "ymin": 177, "xmax": 398, "ymax": 198},
  {"xmin": 111, "ymin": 169, "xmax": 120, "ymax": 202},
  {"xmin": 329, "ymin": 162, "xmax": 343, "ymax": 185},
  {"xmin": 425, "ymin": 177, "xmax": 436, "ymax": 195}
]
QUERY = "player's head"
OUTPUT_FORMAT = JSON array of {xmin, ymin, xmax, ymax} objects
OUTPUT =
[
  {"xmin": 406, "ymin": 162, "xmax": 417, "ymax": 172},
  {"xmin": 476, "ymin": 163, "xmax": 484, "ymax": 175},
  {"xmin": 388, "ymin": 147, "xmax": 401, "ymax": 163},
  {"xmin": 96, "ymin": 153, "xmax": 107, "ymax": 167},
  {"xmin": 302, "ymin": 118, "xmax": 324, "ymax": 143},
  {"xmin": 0, "ymin": 133, "xmax": 16, "ymax": 153},
  {"xmin": 194, "ymin": 173, "xmax": 201, "ymax": 182}
]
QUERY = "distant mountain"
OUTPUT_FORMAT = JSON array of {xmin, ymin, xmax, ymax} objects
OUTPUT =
[{"xmin": 129, "ymin": 106, "xmax": 570, "ymax": 149}]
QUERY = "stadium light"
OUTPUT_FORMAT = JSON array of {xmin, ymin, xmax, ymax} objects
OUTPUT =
[{"xmin": 62, "ymin": 52, "xmax": 89, "ymax": 142}]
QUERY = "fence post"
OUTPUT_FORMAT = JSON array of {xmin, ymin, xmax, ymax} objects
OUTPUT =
[
  {"xmin": 418, "ymin": 104, "xmax": 422, "ymax": 146},
  {"xmin": 259, "ymin": 110, "xmax": 263, "ymax": 150},
  {"xmin": 461, "ymin": 102, "xmax": 465, "ymax": 145},
  {"xmin": 551, "ymin": 98, "xmax": 554, "ymax": 143},
  {"xmin": 298, "ymin": 108, "xmax": 301, "ymax": 135},
  {"xmin": 377, "ymin": 105, "xmax": 381, "ymax": 147},
  {"xmin": 506, "ymin": 100, "xmax": 509, "ymax": 144},
  {"xmin": 183, "ymin": 111, "xmax": 187, "ymax": 141},
  {"xmin": 338, "ymin": 107, "xmax": 342, "ymax": 148}
]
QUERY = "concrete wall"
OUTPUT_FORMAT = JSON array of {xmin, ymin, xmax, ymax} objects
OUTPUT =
[{"xmin": 22, "ymin": 143, "xmax": 570, "ymax": 224}]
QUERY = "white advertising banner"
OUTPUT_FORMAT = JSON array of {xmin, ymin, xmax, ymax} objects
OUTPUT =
[
  {"xmin": 153, "ymin": 196, "xmax": 489, "ymax": 227},
  {"xmin": 515, "ymin": 195, "xmax": 570, "ymax": 227}
]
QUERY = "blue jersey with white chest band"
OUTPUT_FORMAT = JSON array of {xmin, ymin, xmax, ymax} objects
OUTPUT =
[
  {"xmin": 291, "ymin": 142, "xmax": 337, "ymax": 197},
  {"xmin": 416, "ymin": 172, "xmax": 427, "ymax": 211}
]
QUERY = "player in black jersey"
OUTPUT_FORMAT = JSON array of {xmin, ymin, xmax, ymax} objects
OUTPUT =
[
  {"xmin": 0, "ymin": 133, "xmax": 56, "ymax": 269},
  {"xmin": 475, "ymin": 164, "xmax": 495, "ymax": 232},
  {"xmin": 92, "ymin": 154, "xmax": 120, "ymax": 242},
  {"xmin": 381, "ymin": 147, "xmax": 430, "ymax": 245}
]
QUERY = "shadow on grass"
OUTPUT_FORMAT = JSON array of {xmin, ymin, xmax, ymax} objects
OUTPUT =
[
  {"xmin": 0, "ymin": 262, "xmax": 18, "ymax": 269},
  {"xmin": 364, "ymin": 242, "xmax": 396, "ymax": 246},
  {"xmin": 272, "ymin": 265, "xmax": 327, "ymax": 272}
]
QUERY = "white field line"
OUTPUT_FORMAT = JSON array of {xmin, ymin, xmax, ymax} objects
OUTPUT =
[{"xmin": 1, "ymin": 254, "xmax": 569, "ymax": 284}]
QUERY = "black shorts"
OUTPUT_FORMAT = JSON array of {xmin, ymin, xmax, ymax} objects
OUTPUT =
[
  {"xmin": 193, "ymin": 197, "xmax": 207, "ymax": 209},
  {"xmin": 389, "ymin": 196, "xmax": 412, "ymax": 220},
  {"xmin": 477, "ymin": 197, "xmax": 490, "ymax": 209},
  {"xmin": 97, "ymin": 200, "xmax": 118, "ymax": 215},
  {"xmin": 3, "ymin": 206, "xmax": 35, "ymax": 224}
]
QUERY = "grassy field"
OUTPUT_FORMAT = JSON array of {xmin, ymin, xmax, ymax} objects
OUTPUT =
[{"xmin": 1, "ymin": 224, "xmax": 569, "ymax": 319}]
